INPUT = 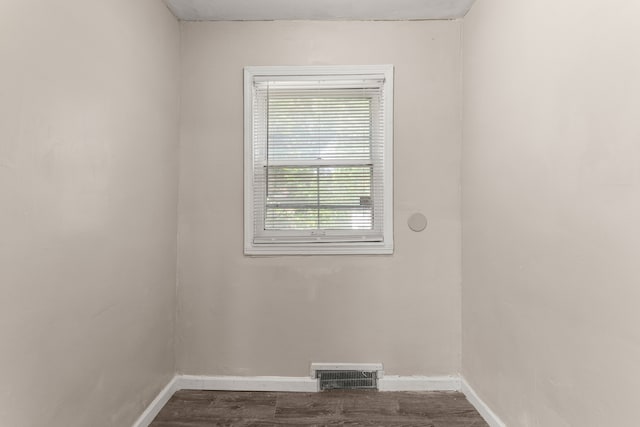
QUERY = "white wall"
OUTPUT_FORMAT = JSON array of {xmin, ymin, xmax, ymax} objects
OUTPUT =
[
  {"xmin": 177, "ymin": 21, "xmax": 462, "ymax": 377},
  {"xmin": 0, "ymin": 1, "xmax": 180, "ymax": 426},
  {"xmin": 463, "ymin": 0, "xmax": 640, "ymax": 425}
]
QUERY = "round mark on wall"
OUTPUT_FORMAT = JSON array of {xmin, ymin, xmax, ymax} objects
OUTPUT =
[{"xmin": 408, "ymin": 213, "xmax": 428, "ymax": 232}]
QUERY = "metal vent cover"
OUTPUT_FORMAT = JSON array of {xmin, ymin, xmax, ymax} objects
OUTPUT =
[{"xmin": 316, "ymin": 370, "xmax": 378, "ymax": 390}]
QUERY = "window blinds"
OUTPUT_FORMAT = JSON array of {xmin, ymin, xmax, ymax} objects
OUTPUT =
[{"xmin": 251, "ymin": 77, "xmax": 387, "ymax": 244}]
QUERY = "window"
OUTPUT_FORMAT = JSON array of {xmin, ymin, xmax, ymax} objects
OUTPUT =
[{"xmin": 244, "ymin": 65, "xmax": 393, "ymax": 255}]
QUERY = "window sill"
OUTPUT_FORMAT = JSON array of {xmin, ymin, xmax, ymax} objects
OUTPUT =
[{"xmin": 244, "ymin": 242, "xmax": 393, "ymax": 256}]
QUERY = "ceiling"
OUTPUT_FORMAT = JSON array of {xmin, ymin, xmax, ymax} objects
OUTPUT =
[{"xmin": 164, "ymin": 0, "xmax": 477, "ymax": 21}]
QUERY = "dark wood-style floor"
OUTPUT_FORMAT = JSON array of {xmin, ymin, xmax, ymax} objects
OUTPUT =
[{"xmin": 150, "ymin": 389, "xmax": 489, "ymax": 426}]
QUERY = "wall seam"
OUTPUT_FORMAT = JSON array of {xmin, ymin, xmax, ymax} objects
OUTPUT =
[
  {"xmin": 172, "ymin": 19, "xmax": 186, "ymax": 377},
  {"xmin": 458, "ymin": 18, "xmax": 465, "ymax": 378}
]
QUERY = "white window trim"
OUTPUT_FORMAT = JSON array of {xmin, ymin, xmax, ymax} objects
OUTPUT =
[{"xmin": 244, "ymin": 65, "xmax": 394, "ymax": 255}]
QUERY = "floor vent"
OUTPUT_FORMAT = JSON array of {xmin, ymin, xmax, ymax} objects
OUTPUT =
[{"xmin": 316, "ymin": 370, "xmax": 378, "ymax": 391}]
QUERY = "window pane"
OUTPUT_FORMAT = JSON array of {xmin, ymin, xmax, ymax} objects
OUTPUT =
[
  {"xmin": 268, "ymin": 95, "xmax": 372, "ymax": 162},
  {"xmin": 265, "ymin": 167, "xmax": 319, "ymax": 229},
  {"xmin": 265, "ymin": 166, "xmax": 373, "ymax": 230}
]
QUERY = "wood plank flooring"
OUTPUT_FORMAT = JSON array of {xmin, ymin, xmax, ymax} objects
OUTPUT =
[{"xmin": 150, "ymin": 389, "xmax": 489, "ymax": 426}]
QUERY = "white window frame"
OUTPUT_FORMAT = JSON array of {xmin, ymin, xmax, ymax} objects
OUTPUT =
[{"xmin": 244, "ymin": 65, "xmax": 394, "ymax": 255}]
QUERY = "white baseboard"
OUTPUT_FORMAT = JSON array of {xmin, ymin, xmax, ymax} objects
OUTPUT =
[
  {"xmin": 133, "ymin": 374, "xmax": 503, "ymax": 427},
  {"xmin": 378, "ymin": 375, "xmax": 461, "ymax": 391},
  {"xmin": 461, "ymin": 378, "xmax": 506, "ymax": 427},
  {"xmin": 132, "ymin": 376, "xmax": 180, "ymax": 427},
  {"xmin": 177, "ymin": 375, "xmax": 319, "ymax": 392}
]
